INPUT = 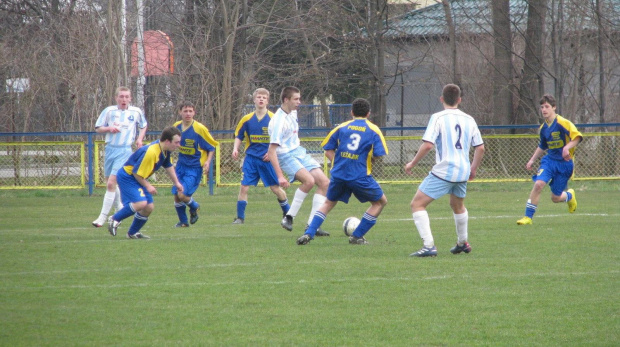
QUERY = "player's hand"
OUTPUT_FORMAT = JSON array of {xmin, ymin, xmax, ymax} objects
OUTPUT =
[
  {"xmin": 203, "ymin": 162, "xmax": 210, "ymax": 173},
  {"xmin": 135, "ymin": 140, "xmax": 143, "ymax": 149},
  {"xmin": 279, "ymin": 176, "xmax": 289, "ymax": 189},
  {"xmin": 262, "ymin": 153, "xmax": 270, "ymax": 162},
  {"xmin": 562, "ymin": 147, "xmax": 571, "ymax": 161},
  {"xmin": 404, "ymin": 161, "xmax": 415, "ymax": 175},
  {"xmin": 147, "ymin": 184, "xmax": 157, "ymax": 195},
  {"xmin": 175, "ymin": 183, "xmax": 184, "ymax": 193},
  {"xmin": 232, "ymin": 149, "xmax": 238, "ymax": 160},
  {"xmin": 108, "ymin": 126, "xmax": 121, "ymax": 133},
  {"xmin": 525, "ymin": 160, "xmax": 534, "ymax": 170},
  {"xmin": 469, "ymin": 169, "xmax": 477, "ymax": 181}
]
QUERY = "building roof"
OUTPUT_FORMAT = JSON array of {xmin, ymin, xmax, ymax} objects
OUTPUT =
[{"xmin": 384, "ymin": 0, "xmax": 620, "ymax": 38}]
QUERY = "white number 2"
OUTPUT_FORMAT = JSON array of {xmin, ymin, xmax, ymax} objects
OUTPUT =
[{"xmin": 347, "ymin": 133, "xmax": 361, "ymax": 151}]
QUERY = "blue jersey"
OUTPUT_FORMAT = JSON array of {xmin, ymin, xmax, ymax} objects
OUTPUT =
[
  {"xmin": 235, "ymin": 111, "xmax": 273, "ymax": 158},
  {"xmin": 321, "ymin": 117, "xmax": 388, "ymax": 181},
  {"xmin": 538, "ymin": 115, "xmax": 582, "ymax": 161},
  {"xmin": 121, "ymin": 140, "xmax": 173, "ymax": 179},
  {"xmin": 95, "ymin": 105, "xmax": 147, "ymax": 147},
  {"xmin": 422, "ymin": 108, "xmax": 483, "ymax": 183},
  {"xmin": 173, "ymin": 120, "xmax": 219, "ymax": 167}
]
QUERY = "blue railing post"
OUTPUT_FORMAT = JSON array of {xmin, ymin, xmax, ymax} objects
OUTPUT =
[{"xmin": 87, "ymin": 133, "xmax": 94, "ymax": 196}]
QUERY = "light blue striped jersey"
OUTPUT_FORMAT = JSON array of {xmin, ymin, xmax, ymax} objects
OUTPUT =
[
  {"xmin": 268, "ymin": 108, "xmax": 300, "ymax": 154},
  {"xmin": 422, "ymin": 108, "xmax": 483, "ymax": 183},
  {"xmin": 95, "ymin": 105, "xmax": 147, "ymax": 147}
]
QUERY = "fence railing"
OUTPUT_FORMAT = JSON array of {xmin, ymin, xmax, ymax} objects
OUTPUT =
[{"xmin": 1, "ymin": 124, "xmax": 619, "ymax": 195}]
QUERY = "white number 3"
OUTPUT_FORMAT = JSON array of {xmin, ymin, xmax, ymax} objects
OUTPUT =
[{"xmin": 347, "ymin": 133, "xmax": 361, "ymax": 151}]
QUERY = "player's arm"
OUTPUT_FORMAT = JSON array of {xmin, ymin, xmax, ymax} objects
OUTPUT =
[
  {"xmin": 268, "ymin": 143, "xmax": 289, "ymax": 189},
  {"xmin": 136, "ymin": 125, "xmax": 147, "ymax": 148},
  {"xmin": 232, "ymin": 138, "xmax": 242, "ymax": 160},
  {"xmin": 203, "ymin": 150, "xmax": 215, "ymax": 173},
  {"xmin": 95, "ymin": 125, "xmax": 120, "ymax": 134},
  {"xmin": 469, "ymin": 144, "xmax": 485, "ymax": 181},
  {"xmin": 325, "ymin": 149, "xmax": 335, "ymax": 163},
  {"xmin": 405, "ymin": 141, "xmax": 434, "ymax": 175},
  {"xmin": 165, "ymin": 166, "xmax": 183, "ymax": 193},
  {"xmin": 133, "ymin": 173, "xmax": 157, "ymax": 195},
  {"xmin": 526, "ymin": 147, "xmax": 545, "ymax": 170},
  {"xmin": 562, "ymin": 137, "xmax": 582, "ymax": 161}
]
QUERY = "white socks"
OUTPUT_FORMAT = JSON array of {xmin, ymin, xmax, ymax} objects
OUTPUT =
[
  {"xmin": 114, "ymin": 186, "xmax": 123, "ymax": 211},
  {"xmin": 287, "ymin": 188, "xmax": 308, "ymax": 217},
  {"xmin": 100, "ymin": 190, "xmax": 116, "ymax": 217},
  {"xmin": 453, "ymin": 210, "xmax": 468, "ymax": 245},
  {"xmin": 307, "ymin": 194, "xmax": 327, "ymax": 225},
  {"xmin": 412, "ymin": 210, "xmax": 433, "ymax": 247}
]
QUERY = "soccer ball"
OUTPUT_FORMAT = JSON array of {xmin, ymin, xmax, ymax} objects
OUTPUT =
[{"xmin": 342, "ymin": 217, "xmax": 360, "ymax": 237}]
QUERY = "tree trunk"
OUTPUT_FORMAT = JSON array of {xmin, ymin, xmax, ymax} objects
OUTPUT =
[
  {"xmin": 492, "ymin": 0, "xmax": 515, "ymax": 126},
  {"xmin": 515, "ymin": 0, "xmax": 547, "ymax": 124}
]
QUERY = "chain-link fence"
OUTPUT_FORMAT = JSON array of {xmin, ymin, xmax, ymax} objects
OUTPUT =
[{"xmin": 1, "ymin": 129, "xmax": 618, "ymax": 190}]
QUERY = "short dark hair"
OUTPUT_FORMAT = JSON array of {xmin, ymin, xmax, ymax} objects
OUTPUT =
[
  {"xmin": 442, "ymin": 84, "xmax": 461, "ymax": 106},
  {"xmin": 280, "ymin": 86, "xmax": 300, "ymax": 103},
  {"xmin": 160, "ymin": 126, "xmax": 181, "ymax": 142},
  {"xmin": 351, "ymin": 98, "xmax": 370, "ymax": 117},
  {"xmin": 177, "ymin": 101, "xmax": 195, "ymax": 112},
  {"xmin": 539, "ymin": 94, "xmax": 556, "ymax": 107}
]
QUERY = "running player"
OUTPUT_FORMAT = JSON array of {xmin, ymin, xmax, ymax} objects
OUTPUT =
[{"xmin": 516, "ymin": 94, "xmax": 582, "ymax": 225}]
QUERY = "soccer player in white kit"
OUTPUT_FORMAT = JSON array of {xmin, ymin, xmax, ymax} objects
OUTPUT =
[
  {"xmin": 92, "ymin": 87, "xmax": 147, "ymax": 227},
  {"xmin": 405, "ymin": 84, "xmax": 485, "ymax": 257}
]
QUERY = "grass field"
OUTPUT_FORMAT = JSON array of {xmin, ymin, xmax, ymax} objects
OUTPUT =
[{"xmin": 0, "ymin": 181, "xmax": 618, "ymax": 346}]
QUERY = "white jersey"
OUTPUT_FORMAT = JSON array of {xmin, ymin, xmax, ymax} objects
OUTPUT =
[
  {"xmin": 95, "ymin": 105, "xmax": 147, "ymax": 147},
  {"xmin": 422, "ymin": 108, "xmax": 483, "ymax": 183},
  {"xmin": 268, "ymin": 107, "xmax": 300, "ymax": 154}
]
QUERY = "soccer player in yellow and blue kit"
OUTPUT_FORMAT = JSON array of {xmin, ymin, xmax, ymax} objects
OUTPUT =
[
  {"xmin": 517, "ymin": 94, "xmax": 582, "ymax": 225},
  {"xmin": 172, "ymin": 101, "xmax": 219, "ymax": 227},
  {"xmin": 108, "ymin": 127, "xmax": 183, "ymax": 239},
  {"xmin": 232, "ymin": 88, "xmax": 290, "ymax": 224},
  {"xmin": 297, "ymin": 98, "xmax": 388, "ymax": 245}
]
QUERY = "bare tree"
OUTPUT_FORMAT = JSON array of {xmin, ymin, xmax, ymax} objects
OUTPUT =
[{"xmin": 492, "ymin": 0, "xmax": 515, "ymax": 125}]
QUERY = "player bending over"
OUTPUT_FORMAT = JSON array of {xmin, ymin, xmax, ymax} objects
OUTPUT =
[{"xmin": 108, "ymin": 127, "xmax": 183, "ymax": 239}]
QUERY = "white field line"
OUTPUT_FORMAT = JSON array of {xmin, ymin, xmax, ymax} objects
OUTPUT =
[{"xmin": 3, "ymin": 270, "xmax": 619, "ymax": 290}]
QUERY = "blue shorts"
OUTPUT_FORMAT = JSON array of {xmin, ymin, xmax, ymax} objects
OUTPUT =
[
  {"xmin": 104, "ymin": 145, "xmax": 133, "ymax": 177},
  {"xmin": 117, "ymin": 169, "xmax": 154, "ymax": 206},
  {"xmin": 277, "ymin": 146, "xmax": 320, "ymax": 182},
  {"xmin": 172, "ymin": 163, "xmax": 203, "ymax": 196},
  {"xmin": 533, "ymin": 156, "xmax": 574, "ymax": 196},
  {"xmin": 326, "ymin": 176, "xmax": 384, "ymax": 203},
  {"xmin": 418, "ymin": 173, "xmax": 467, "ymax": 200},
  {"xmin": 241, "ymin": 155, "xmax": 279, "ymax": 187}
]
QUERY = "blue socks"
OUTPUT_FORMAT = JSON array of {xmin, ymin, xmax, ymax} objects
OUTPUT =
[
  {"xmin": 525, "ymin": 200, "xmax": 537, "ymax": 218},
  {"xmin": 305, "ymin": 211, "xmax": 326, "ymax": 238},
  {"xmin": 237, "ymin": 200, "xmax": 248, "ymax": 220},
  {"xmin": 175, "ymin": 202, "xmax": 188, "ymax": 224},
  {"xmin": 352, "ymin": 212, "xmax": 377, "ymax": 238},
  {"xmin": 128, "ymin": 212, "xmax": 148, "ymax": 235}
]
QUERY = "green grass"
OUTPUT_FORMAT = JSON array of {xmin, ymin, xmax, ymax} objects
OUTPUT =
[{"xmin": 0, "ymin": 181, "xmax": 618, "ymax": 346}]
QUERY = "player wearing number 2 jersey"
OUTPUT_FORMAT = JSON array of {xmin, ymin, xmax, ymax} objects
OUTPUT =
[
  {"xmin": 297, "ymin": 98, "xmax": 388, "ymax": 245},
  {"xmin": 404, "ymin": 84, "xmax": 485, "ymax": 257}
]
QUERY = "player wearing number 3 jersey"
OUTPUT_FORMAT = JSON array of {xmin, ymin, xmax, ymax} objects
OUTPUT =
[
  {"xmin": 404, "ymin": 84, "xmax": 485, "ymax": 257},
  {"xmin": 297, "ymin": 98, "xmax": 388, "ymax": 245}
]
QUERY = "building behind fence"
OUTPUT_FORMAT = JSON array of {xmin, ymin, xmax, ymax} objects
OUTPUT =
[{"xmin": 1, "ymin": 105, "xmax": 619, "ymax": 194}]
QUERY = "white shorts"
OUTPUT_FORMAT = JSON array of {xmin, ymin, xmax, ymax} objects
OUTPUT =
[
  {"xmin": 418, "ymin": 173, "xmax": 467, "ymax": 200},
  {"xmin": 277, "ymin": 146, "xmax": 320, "ymax": 182}
]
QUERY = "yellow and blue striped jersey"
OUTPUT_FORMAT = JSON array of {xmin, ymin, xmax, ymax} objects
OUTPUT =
[
  {"xmin": 173, "ymin": 120, "xmax": 219, "ymax": 167},
  {"xmin": 234, "ymin": 111, "xmax": 274, "ymax": 158},
  {"xmin": 122, "ymin": 140, "xmax": 173, "ymax": 179},
  {"xmin": 538, "ymin": 115, "xmax": 582, "ymax": 161},
  {"xmin": 321, "ymin": 118, "xmax": 388, "ymax": 180}
]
